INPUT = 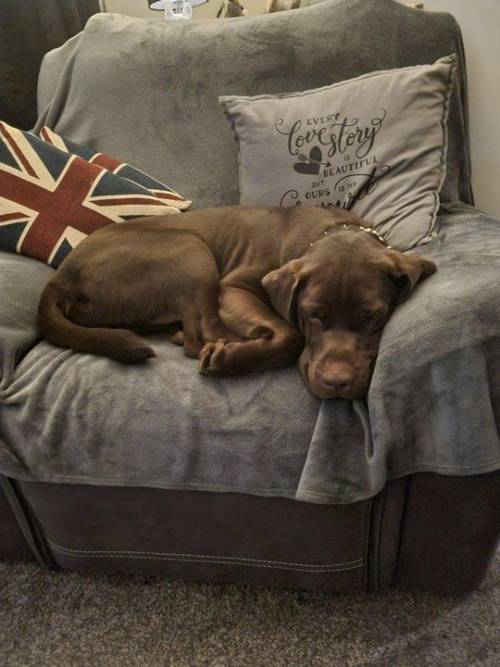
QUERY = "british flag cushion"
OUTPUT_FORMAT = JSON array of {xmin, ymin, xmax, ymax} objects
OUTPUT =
[
  {"xmin": 39, "ymin": 126, "xmax": 191, "ymax": 212},
  {"xmin": 0, "ymin": 122, "xmax": 189, "ymax": 268}
]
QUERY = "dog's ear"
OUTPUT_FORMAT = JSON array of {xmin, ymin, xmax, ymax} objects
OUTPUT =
[
  {"xmin": 383, "ymin": 250, "xmax": 436, "ymax": 303},
  {"xmin": 261, "ymin": 259, "xmax": 305, "ymax": 323}
]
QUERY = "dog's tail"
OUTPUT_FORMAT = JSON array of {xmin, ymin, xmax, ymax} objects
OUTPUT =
[{"xmin": 37, "ymin": 284, "xmax": 156, "ymax": 363}]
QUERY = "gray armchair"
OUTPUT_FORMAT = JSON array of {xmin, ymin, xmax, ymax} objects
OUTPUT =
[{"xmin": 0, "ymin": 0, "xmax": 499, "ymax": 595}]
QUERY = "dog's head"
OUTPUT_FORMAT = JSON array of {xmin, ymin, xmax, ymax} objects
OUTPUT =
[{"xmin": 262, "ymin": 230, "xmax": 436, "ymax": 399}]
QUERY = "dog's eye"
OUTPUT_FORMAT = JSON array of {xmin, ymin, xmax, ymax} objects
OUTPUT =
[
  {"xmin": 359, "ymin": 309, "xmax": 385, "ymax": 329},
  {"xmin": 359, "ymin": 310, "xmax": 374, "ymax": 323}
]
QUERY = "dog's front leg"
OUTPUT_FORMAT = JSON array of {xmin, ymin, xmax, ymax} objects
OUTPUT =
[{"xmin": 199, "ymin": 284, "xmax": 303, "ymax": 376}]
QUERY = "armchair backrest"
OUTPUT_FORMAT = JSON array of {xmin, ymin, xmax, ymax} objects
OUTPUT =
[{"xmin": 36, "ymin": 0, "xmax": 473, "ymax": 208}]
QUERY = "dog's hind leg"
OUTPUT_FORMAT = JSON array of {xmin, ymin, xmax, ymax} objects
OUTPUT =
[
  {"xmin": 166, "ymin": 242, "xmax": 245, "ymax": 358},
  {"xmin": 181, "ymin": 291, "xmax": 244, "ymax": 359}
]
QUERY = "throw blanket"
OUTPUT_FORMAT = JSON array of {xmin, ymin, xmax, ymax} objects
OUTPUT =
[{"xmin": 0, "ymin": 203, "xmax": 499, "ymax": 504}]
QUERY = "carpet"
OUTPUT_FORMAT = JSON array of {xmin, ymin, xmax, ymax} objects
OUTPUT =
[{"xmin": 1, "ymin": 553, "xmax": 499, "ymax": 667}]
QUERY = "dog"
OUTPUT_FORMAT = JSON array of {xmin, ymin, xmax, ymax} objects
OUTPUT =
[{"xmin": 37, "ymin": 206, "xmax": 436, "ymax": 399}]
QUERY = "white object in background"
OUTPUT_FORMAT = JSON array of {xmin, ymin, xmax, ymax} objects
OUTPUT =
[
  {"xmin": 150, "ymin": 0, "xmax": 206, "ymax": 10},
  {"xmin": 163, "ymin": 0, "xmax": 192, "ymax": 20}
]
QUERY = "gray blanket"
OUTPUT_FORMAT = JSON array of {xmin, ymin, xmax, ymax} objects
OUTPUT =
[{"xmin": 1, "ymin": 203, "xmax": 499, "ymax": 503}]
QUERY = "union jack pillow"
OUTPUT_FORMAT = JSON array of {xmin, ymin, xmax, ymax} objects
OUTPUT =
[
  {"xmin": 39, "ymin": 126, "xmax": 191, "ymax": 212},
  {"xmin": 0, "ymin": 122, "xmax": 189, "ymax": 268}
]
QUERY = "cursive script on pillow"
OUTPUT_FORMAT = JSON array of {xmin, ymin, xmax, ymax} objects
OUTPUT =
[{"xmin": 220, "ymin": 55, "xmax": 457, "ymax": 250}]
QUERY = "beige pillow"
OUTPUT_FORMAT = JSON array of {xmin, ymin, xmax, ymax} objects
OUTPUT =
[{"xmin": 220, "ymin": 55, "xmax": 456, "ymax": 250}]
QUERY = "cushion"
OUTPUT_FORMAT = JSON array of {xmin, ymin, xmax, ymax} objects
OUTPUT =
[
  {"xmin": 35, "ymin": 1, "xmax": 473, "ymax": 212},
  {"xmin": 39, "ymin": 126, "xmax": 191, "ymax": 211},
  {"xmin": 0, "ymin": 121, "xmax": 183, "ymax": 268},
  {"xmin": 220, "ymin": 56, "xmax": 456, "ymax": 250}
]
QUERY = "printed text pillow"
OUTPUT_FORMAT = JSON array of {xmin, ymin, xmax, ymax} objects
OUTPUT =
[
  {"xmin": 220, "ymin": 56, "xmax": 456, "ymax": 250},
  {"xmin": 0, "ymin": 122, "xmax": 188, "ymax": 267}
]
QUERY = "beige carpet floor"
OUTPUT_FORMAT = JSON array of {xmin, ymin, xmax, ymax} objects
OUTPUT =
[{"xmin": 0, "ymin": 552, "xmax": 499, "ymax": 667}]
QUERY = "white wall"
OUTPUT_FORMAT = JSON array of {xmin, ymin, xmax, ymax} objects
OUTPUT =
[
  {"xmin": 422, "ymin": 0, "xmax": 500, "ymax": 217},
  {"xmin": 101, "ymin": 0, "xmax": 500, "ymax": 217},
  {"xmin": 101, "ymin": 0, "xmax": 267, "ymax": 19}
]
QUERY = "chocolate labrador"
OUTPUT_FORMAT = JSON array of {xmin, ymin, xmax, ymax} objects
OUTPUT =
[{"xmin": 37, "ymin": 206, "xmax": 436, "ymax": 399}]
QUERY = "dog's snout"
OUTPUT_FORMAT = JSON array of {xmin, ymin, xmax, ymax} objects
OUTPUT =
[{"xmin": 317, "ymin": 361, "xmax": 354, "ymax": 396}]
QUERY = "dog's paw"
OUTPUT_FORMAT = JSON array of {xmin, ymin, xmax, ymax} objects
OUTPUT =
[{"xmin": 198, "ymin": 340, "xmax": 243, "ymax": 376}]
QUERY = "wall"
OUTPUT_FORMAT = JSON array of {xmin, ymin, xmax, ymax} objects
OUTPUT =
[
  {"xmin": 422, "ymin": 0, "xmax": 500, "ymax": 217},
  {"xmin": 101, "ymin": 0, "xmax": 500, "ymax": 217},
  {"xmin": 101, "ymin": 0, "xmax": 267, "ymax": 19}
]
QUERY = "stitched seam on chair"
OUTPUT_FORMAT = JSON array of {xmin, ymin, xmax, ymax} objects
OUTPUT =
[
  {"xmin": 14, "ymin": 477, "xmax": 300, "ymax": 493},
  {"xmin": 49, "ymin": 551, "xmax": 363, "ymax": 573},
  {"xmin": 48, "ymin": 541, "xmax": 363, "ymax": 569}
]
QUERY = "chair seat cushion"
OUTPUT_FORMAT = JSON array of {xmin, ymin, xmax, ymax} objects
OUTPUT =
[{"xmin": 0, "ymin": 204, "xmax": 499, "ymax": 504}]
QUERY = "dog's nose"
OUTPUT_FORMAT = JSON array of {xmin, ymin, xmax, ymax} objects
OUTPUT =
[{"xmin": 318, "ymin": 362, "xmax": 354, "ymax": 396}]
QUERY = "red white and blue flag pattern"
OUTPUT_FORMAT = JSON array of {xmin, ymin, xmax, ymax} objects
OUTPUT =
[
  {"xmin": 0, "ymin": 122, "xmax": 187, "ymax": 267},
  {"xmin": 39, "ymin": 127, "xmax": 191, "ymax": 211}
]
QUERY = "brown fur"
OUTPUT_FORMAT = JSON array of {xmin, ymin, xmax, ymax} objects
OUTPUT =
[{"xmin": 37, "ymin": 206, "xmax": 436, "ymax": 398}]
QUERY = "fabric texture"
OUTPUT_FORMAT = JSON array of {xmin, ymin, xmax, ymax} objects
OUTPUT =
[
  {"xmin": 34, "ymin": 1, "xmax": 473, "ymax": 210},
  {"xmin": 220, "ymin": 56, "xmax": 456, "ymax": 250},
  {"xmin": 0, "ymin": 204, "xmax": 499, "ymax": 504},
  {"xmin": 39, "ymin": 126, "xmax": 191, "ymax": 210},
  {"xmin": 0, "ymin": 121, "xmax": 181, "ymax": 267}
]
